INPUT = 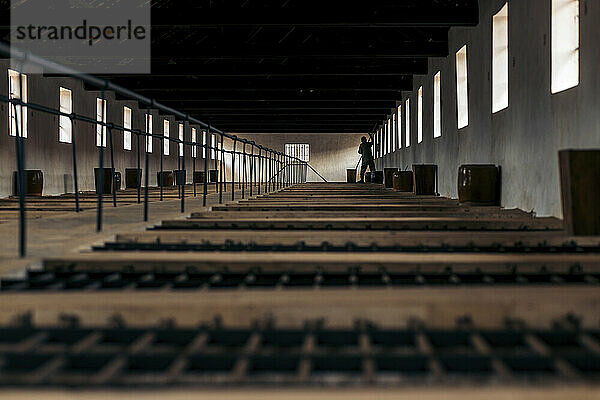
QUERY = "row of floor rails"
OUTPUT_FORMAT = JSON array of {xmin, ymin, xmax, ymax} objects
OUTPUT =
[
  {"xmin": 0, "ymin": 323, "xmax": 599, "ymax": 386},
  {"xmin": 1, "ymin": 183, "xmax": 599, "ymax": 389},
  {"xmin": 0, "ymin": 183, "xmax": 265, "ymax": 223}
]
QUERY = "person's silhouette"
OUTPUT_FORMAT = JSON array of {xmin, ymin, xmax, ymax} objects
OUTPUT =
[{"xmin": 357, "ymin": 134, "xmax": 376, "ymax": 183}]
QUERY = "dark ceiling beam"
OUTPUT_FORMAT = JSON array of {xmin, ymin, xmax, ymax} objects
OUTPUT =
[
  {"xmin": 228, "ymin": 128, "xmax": 370, "ymax": 133},
  {"xmin": 200, "ymin": 115, "xmax": 383, "ymax": 122},
  {"xmin": 220, "ymin": 122, "xmax": 374, "ymax": 132},
  {"xmin": 104, "ymin": 75, "xmax": 413, "ymax": 92},
  {"xmin": 97, "ymin": 58, "xmax": 429, "ymax": 77},
  {"xmin": 206, "ymin": 122, "xmax": 384, "ymax": 129},
  {"xmin": 155, "ymin": 100, "xmax": 397, "ymax": 111},
  {"xmin": 149, "ymin": 4, "xmax": 478, "ymax": 27},
  {"xmin": 178, "ymin": 110, "xmax": 390, "ymax": 116},
  {"xmin": 209, "ymin": 123, "xmax": 382, "ymax": 129},
  {"xmin": 125, "ymin": 90, "xmax": 404, "ymax": 102},
  {"xmin": 179, "ymin": 106, "xmax": 396, "ymax": 110},
  {"xmin": 151, "ymin": 41, "xmax": 448, "ymax": 59}
]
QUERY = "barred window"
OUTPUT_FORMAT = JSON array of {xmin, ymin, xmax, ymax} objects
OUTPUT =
[
  {"xmin": 8, "ymin": 69, "xmax": 28, "ymax": 138},
  {"xmin": 96, "ymin": 98, "xmax": 107, "ymax": 147},
  {"xmin": 285, "ymin": 143, "xmax": 310, "ymax": 162},
  {"xmin": 59, "ymin": 87, "xmax": 72, "ymax": 143},
  {"xmin": 123, "ymin": 106, "xmax": 132, "ymax": 150}
]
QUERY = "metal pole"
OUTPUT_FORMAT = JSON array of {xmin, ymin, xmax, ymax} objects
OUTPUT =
[
  {"xmin": 11, "ymin": 72, "xmax": 26, "ymax": 257},
  {"xmin": 283, "ymin": 155, "xmax": 287, "ymax": 187},
  {"xmin": 159, "ymin": 121, "xmax": 164, "ymax": 201},
  {"xmin": 143, "ymin": 109, "xmax": 151, "ymax": 222},
  {"xmin": 214, "ymin": 133, "xmax": 219, "ymax": 193},
  {"xmin": 242, "ymin": 142, "xmax": 246, "ymax": 199},
  {"xmin": 280, "ymin": 154, "xmax": 284, "ymax": 189},
  {"xmin": 265, "ymin": 150, "xmax": 269, "ymax": 193},
  {"xmin": 278, "ymin": 153, "xmax": 282, "ymax": 190},
  {"xmin": 96, "ymin": 89, "xmax": 105, "ymax": 232},
  {"xmin": 71, "ymin": 115, "xmax": 80, "ymax": 212},
  {"xmin": 238, "ymin": 144, "xmax": 242, "ymax": 190},
  {"xmin": 177, "ymin": 149, "xmax": 181, "ymax": 199},
  {"xmin": 282, "ymin": 155, "xmax": 286, "ymax": 188},
  {"xmin": 270, "ymin": 151, "xmax": 274, "ymax": 193},
  {"xmin": 181, "ymin": 118, "xmax": 187, "ymax": 213},
  {"xmin": 193, "ymin": 132, "xmax": 197, "ymax": 197},
  {"xmin": 219, "ymin": 133, "xmax": 224, "ymax": 204},
  {"xmin": 274, "ymin": 153, "xmax": 278, "ymax": 190},
  {"xmin": 287, "ymin": 156, "xmax": 291, "ymax": 187},
  {"xmin": 282, "ymin": 154, "xmax": 286, "ymax": 188},
  {"xmin": 136, "ymin": 131, "xmax": 141, "ymax": 203},
  {"xmin": 257, "ymin": 147, "xmax": 262, "ymax": 195},
  {"xmin": 108, "ymin": 125, "xmax": 117, "ymax": 207},
  {"xmin": 231, "ymin": 138, "xmax": 236, "ymax": 201},
  {"xmin": 249, "ymin": 144, "xmax": 254, "ymax": 197},
  {"xmin": 203, "ymin": 127, "xmax": 209, "ymax": 207}
]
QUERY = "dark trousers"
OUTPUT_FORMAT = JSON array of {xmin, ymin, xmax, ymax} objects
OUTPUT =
[{"xmin": 360, "ymin": 160, "xmax": 376, "ymax": 181}]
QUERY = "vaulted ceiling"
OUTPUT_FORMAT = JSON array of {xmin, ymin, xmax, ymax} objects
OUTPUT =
[{"xmin": 1, "ymin": 0, "xmax": 479, "ymax": 133}]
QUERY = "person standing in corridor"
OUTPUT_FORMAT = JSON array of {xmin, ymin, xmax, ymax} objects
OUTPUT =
[{"xmin": 358, "ymin": 134, "xmax": 376, "ymax": 183}]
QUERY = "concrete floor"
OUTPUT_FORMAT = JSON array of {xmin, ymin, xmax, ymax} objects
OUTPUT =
[{"xmin": 0, "ymin": 187, "xmax": 262, "ymax": 277}]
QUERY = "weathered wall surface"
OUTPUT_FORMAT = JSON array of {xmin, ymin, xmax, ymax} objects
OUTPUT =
[
  {"xmin": 236, "ymin": 133, "xmax": 364, "ymax": 182},
  {"xmin": 378, "ymin": 0, "xmax": 600, "ymax": 217},
  {"xmin": 0, "ymin": 59, "xmax": 224, "ymax": 198}
]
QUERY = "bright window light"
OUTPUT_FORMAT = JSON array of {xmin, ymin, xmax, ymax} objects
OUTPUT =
[
  {"xmin": 381, "ymin": 124, "xmax": 386, "ymax": 155},
  {"xmin": 163, "ymin": 119, "xmax": 170, "ymax": 156},
  {"xmin": 387, "ymin": 121, "xmax": 390, "ymax": 153},
  {"xmin": 405, "ymin": 98, "xmax": 411, "ymax": 147},
  {"xmin": 8, "ymin": 69, "xmax": 28, "ymax": 138},
  {"xmin": 384, "ymin": 119, "xmax": 388, "ymax": 153},
  {"xmin": 145, "ymin": 113, "xmax": 153, "ymax": 153},
  {"xmin": 433, "ymin": 72, "xmax": 442, "ymax": 138},
  {"xmin": 285, "ymin": 143, "xmax": 310, "ymax": 162},
  {"xmin": 417, "ymin": 86, "xmax": 423, "ymax": 143},
  {"xmin": 211, "ymin": 134, "xmax": 216, "ymax": 160},
  {"xmin": 388, "ymin": 118, "xmax": 392, "ymax": 152},
  {"xmin": 202, "ymin": 131, "xmax": 207, "ymax": 158},
  {"xmin": 392, "ymin": 114, "xmax": 396, "ymax": 151},
  {"xmin": 456, "ymin": 45, "xmax": 469, "ymax": 129},
  {"xmin": 383, "ymin": 121, "xmax": 392, "ymax": 154},
  {"xmin": 96, "ymin": 98, "xmax": 107, "ymax": 147},
  {"xmin": 191, "ymin": 128, "xmax": 197, "ymax": 158},
  {"xmin": 123, "ymin": 106, "xmax": 132, "ymax": 150},
  {"xmin": 178, "ymin": 123, "xmax": 184, "ymax": 157},
  {"xmin": 59, "ymin": 87, "xmax": 72, "ymax": 143},
  {"xmin": 493, "ymin": 3, "xmax": 509, "ymax": 112},
  {"xmin": 397, "ymin": 105, "xmax": 402, "ymax": 148},
  {"xmin": 385, "ymin": 121, "xmax": 389, "ymax": 154},
  {"xmin": 552, "ymin": 0, "xmax": 579, "ymax": 93}
]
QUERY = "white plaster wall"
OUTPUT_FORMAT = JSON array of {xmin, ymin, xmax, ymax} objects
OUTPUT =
[
  {"xmin": 378, "ymin": 0, "xmax": 600, "ymax": 217},
  {"xmin": 236, "ymin": 134, "xmax": 364, "ymax": 182}
]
